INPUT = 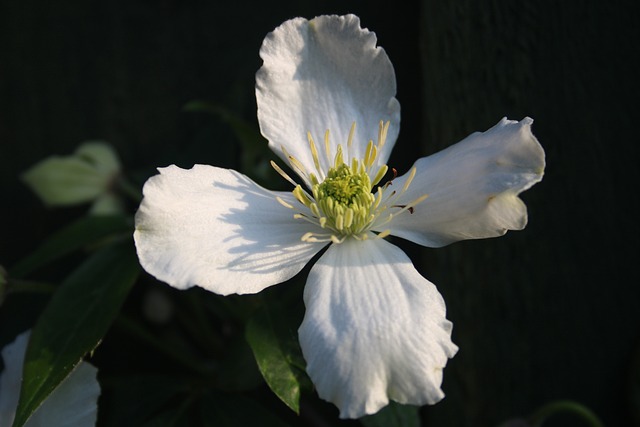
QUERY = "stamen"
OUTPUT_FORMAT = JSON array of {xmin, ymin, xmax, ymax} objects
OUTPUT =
[
  {"xmin": 301, "ymin": 231, "xmax": 335, "ymax": 243},
  {"xmin": 287, "ymin": 155, "xmax": 308, "ymax": 180},
  {"xmin": 371, "ymin": 164, "xmax": 389, "ymax": 187},
  {"xmin": 364, "ymin": 141, "xmax": 374, "ymax": 168},
  {"xmin": 334, "ymin": 144, "xmax": 344, "ymax": 167},
  {"xmin": 279, "ymin": 145, "xmax": 311, "ymax": 187},
  {"xmin": 273, "ymin": 121, "xmax": 420, "ymax": 245},
  {"xmin": 383, "ymin": 167, "xmax": 397, "ymax": 189},
  {"xmin": 310, "ymin": 203, "xmax": 321, "ymax": 218},
  {"xmin": 380, "ymin": 190, "xmax": 397, "ymax": 208},
  {"xmin": 391, "ymin": 205, "xmax": 415, "ymax": 214},
  {"xmin": 377, "ymin": 121, "xmax": 390, "ymax": 152},
  {"xmin": 307, "ymin": 132, "xmax": 322, "ymax": 175},
  {"xmin": 351, "ymin": 158, "xmax": 358, "ymax": 174},
  {"xmin": 270, "ymin": 161, "xmax": 299, "ymax": 188},
  {"xmin": 347, "ymin": 121, "xmax": 356, "ymax": 159},
  {"xmin": 368, "ymin": 145, "xmax": 378, "ymax": 169},
  {"xmin": 276, "ymin": 196, "xmax": 294, "ymax": 209},
  {"xmin": 403, "ymin": 194, "xmax": 429, "ymax": 212},
  {"xmin": 376, "ymin": 229, "xmax": 391, "ymax": 239},
  {"xmin": 330, "ymin": 235, "xmax": 346, "ymax": 244},
  {"xmin": 372, "ymin": 188, "xmax": 383, "ymax": 210},
  {"xmin": 293, "ymin": 185, "xmax": 313, "ymax": 208},
  {"xmin": 294, "ymin": 213, "xmax": 324, "ymax": 226},
  {"xmin": 374, "ymin": 194, "xmax": 429, "ymax": 229},
  {"xmin": 344, "ymin": 208, "xmax": 354, "ymax": 228},
  {"xmin": 309, "ymin": 173, "xmax": 320, "ymax": 187},
  {"xmin": 324, "ymin": 129, "xmax": 332, "ymax": 164},
  {"xmin": 401, "ymin": 167, "xmax": 417, "ymax": 194}
]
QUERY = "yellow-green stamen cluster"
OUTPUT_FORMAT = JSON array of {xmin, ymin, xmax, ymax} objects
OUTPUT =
[
  {"xmin": 274, "ymin": 121, "xmax": 427, "ymax": 244},
  {"xmin": 314, "ymin": 162, "xmax": 374, "ymax": 234}
]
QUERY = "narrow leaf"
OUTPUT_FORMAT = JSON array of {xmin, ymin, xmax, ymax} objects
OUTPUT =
[
  {"xmin": 12, "ymin": 240, "xmax": 139, "ymax": 427},
  {"xmin": 245, "ymin": 305, "xmax": 308, "ymax": 414},
  {"xmin": 11, "ymin": 215, "xmax": 132, "ymax": 278}
]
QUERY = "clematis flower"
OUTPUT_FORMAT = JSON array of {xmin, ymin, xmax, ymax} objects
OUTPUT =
[
  {"xmin": 133, "ymin": 14, "xmax": 545, "ymax": 418},
  {"xmin": 0, "ymin": 331, "xmax": 100, "ymax": 426}
]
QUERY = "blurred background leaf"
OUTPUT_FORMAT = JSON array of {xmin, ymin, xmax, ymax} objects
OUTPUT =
[{"xmin": 11, "ymin": 215, "xmax": 131, "ymax": 278}]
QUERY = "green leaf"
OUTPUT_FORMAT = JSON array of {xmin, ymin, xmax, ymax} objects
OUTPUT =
[
  {"xmin": 12, "ymin": 240, "xmax": 139, "ymax": 427},
  {"xmin": 11, "ymin": 214, "xmax": 132, "ymax": 278},
  {"xmin": 21, "ymin": 157, "xmax": 105, "ymax": 205},
  {"xmin": 21, "ymin": 142, "xmax": 120, "ymax": 207},
  {"xmin": 245, "ymin": 305, "xmax": 309, "ymax": 414},
  {"xmin": 360, "ymin": 402, "xmax": 420, "ymax": 427}
]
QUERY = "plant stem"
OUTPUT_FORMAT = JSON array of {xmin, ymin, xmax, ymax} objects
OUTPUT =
[{"xmin": 529, "ymin": 400, "xmax": 604, "ymax": 427}]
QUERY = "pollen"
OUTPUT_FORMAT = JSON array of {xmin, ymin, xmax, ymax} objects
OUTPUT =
[{"xmin": 273, "ymin": 121, "xmax": 427, "ymax": 243}]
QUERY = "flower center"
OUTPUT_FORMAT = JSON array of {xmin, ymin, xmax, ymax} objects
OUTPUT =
[
  {"xmin": 318, "ymin": 164, "xmax": 370, "ymax": 207},
  {"xmin": 312, "ymin": 156, "xmax": 375, "ymax": 236},
  {"xmin": 273, "ymin": 121, "xmax": 426, "ymax": 244}
]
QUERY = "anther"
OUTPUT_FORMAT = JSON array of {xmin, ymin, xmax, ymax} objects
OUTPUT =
[
  {"xmin": 347, "ymin": 122, "xmax": 356, "ymax": 158},
  {"xmin": 324, "ymin": 129, "xmax": 332, "ymax": 162},
  {"xmin": 308, "ymin": 132, "xmax": 321, "ymax": 174},
  {"xmin": 276, "ymin": 197, "xmax": 294, "ymax": 209},
  {"xmin": 391, "ymin": 204, "xmax": 415, "ymax": 214},
  {"xmin": 376, "ymin": 229, "xmax": 391, "ymax": 239},
  {"xmin": 401, "ymin": 167, "xmax": 417, "ymax": 194}
]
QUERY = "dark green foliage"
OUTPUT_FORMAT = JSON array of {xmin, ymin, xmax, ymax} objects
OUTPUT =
[{"xmin": 13, "ymin": 241, "xmax": 139, "ymax": 427}]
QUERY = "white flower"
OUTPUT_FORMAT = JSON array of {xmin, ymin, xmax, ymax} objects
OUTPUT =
[
  {"xmin": 133, "ymin": 14, "xmax": 545, "ymax": 418},
  {"xmin": 0, "ymin": 331, "xmax": 100, "ymax": 427}
]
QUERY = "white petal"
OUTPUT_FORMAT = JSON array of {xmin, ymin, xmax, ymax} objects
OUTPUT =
[
  {"xmin": 256, "ymin": 14, "xmax": 400, "ymax": 176},
  {"xmin": 0, "ymin": 331, "xmax": 100, "ymax": 427},
  {"xmin": 0, "ymin": 333, "xmax": 27, "ymax": 424},
  {"xmin": 383, "ymin": 117, "xmax": 545, "ymax": 247},
  {"xmin": 25, "ymin": 364, "xmax": 99, "ymax": 427},
  {"xmin": 299, "ymin": 237, "xmax": 457, "ymax": 419},
  {"xmin": 134, "ymin": 165, "xmax": 326, "ymax": 295}
]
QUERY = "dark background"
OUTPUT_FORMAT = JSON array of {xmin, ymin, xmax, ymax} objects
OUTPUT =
[{"xmin": 1, "ymin": 1, "xmax": 639, "ymax": 426}]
